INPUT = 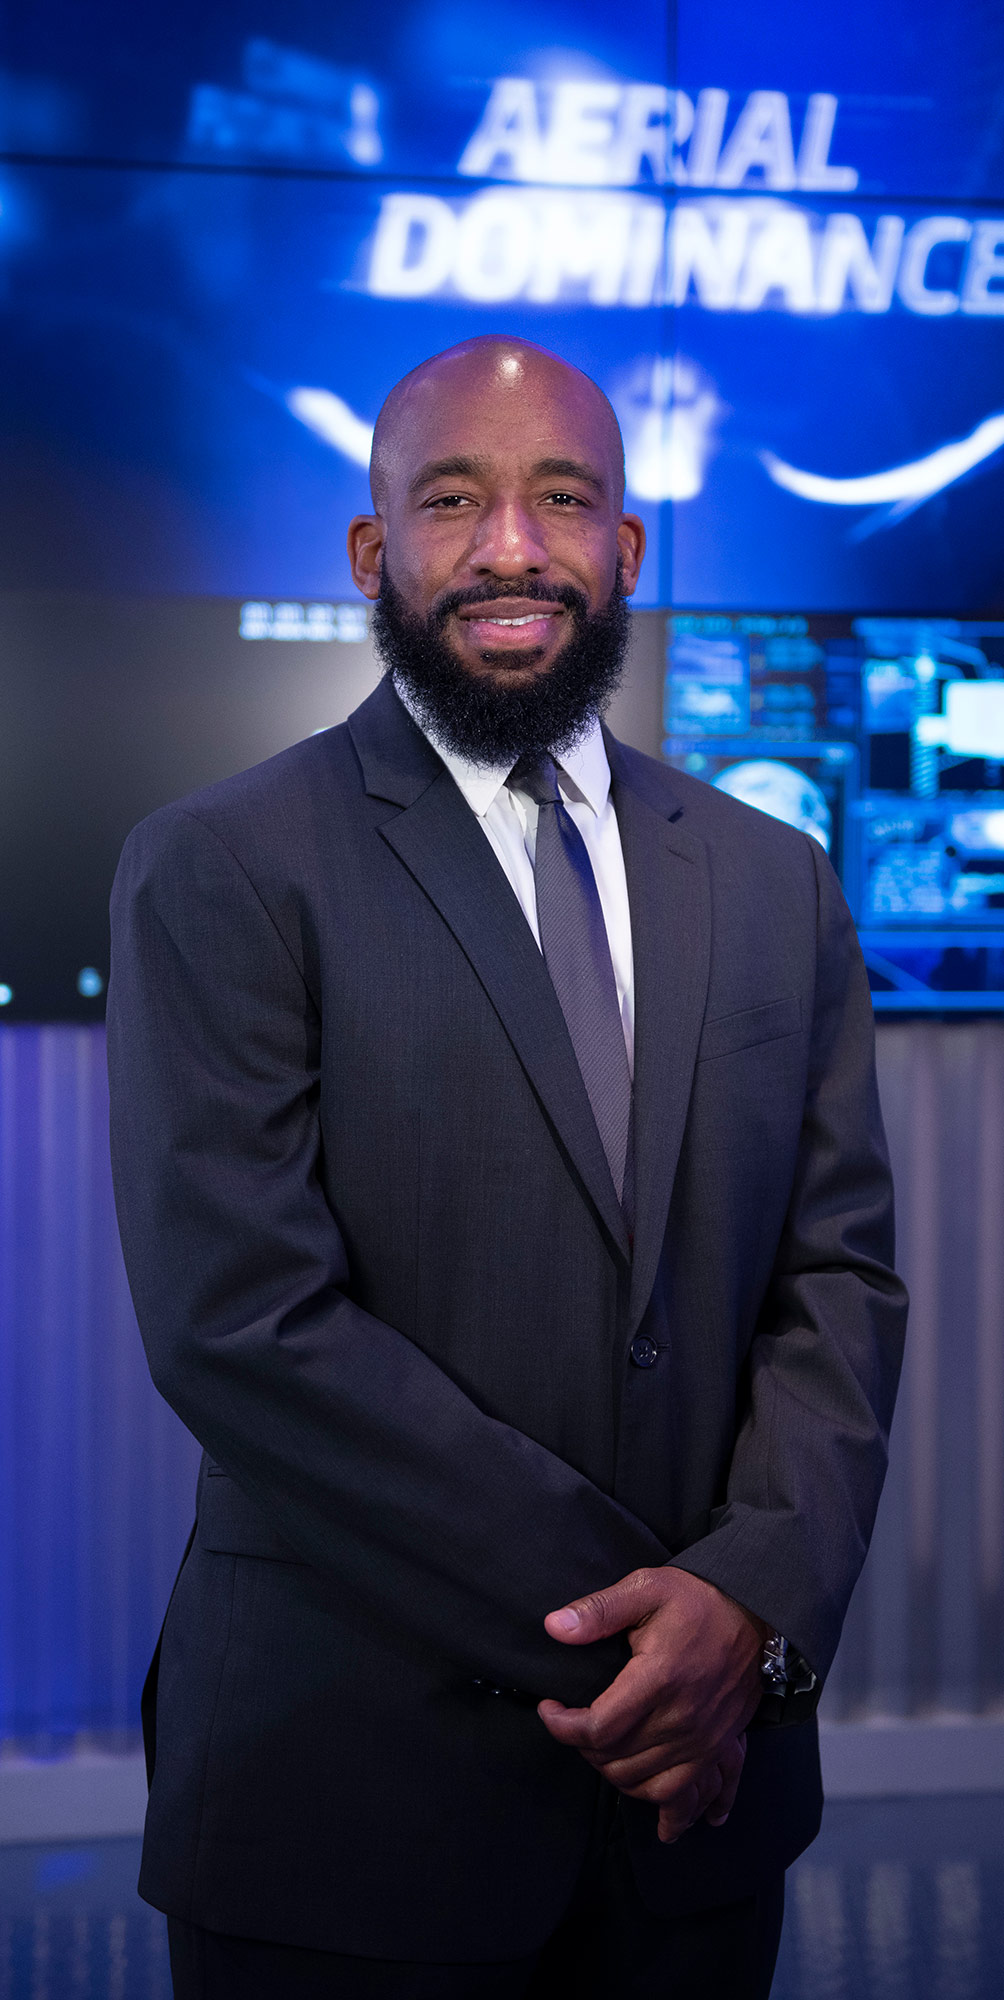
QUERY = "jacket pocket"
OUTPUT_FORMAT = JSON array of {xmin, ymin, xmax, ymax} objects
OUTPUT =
[
  {"xmin": 697, "ymin": 993, "xmax": 802, "ymax": 1063},
  {"xmin": 196, "ymin": 1465, "xmax": 310, "ymax": 1565}
]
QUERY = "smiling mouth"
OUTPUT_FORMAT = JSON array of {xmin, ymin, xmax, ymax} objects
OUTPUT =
[
  {"xmin": 473, "ymin": 613, "xmax": 547, "ymax": 627},
  {"xmin": 454, "ymin": 602, "xmax": 566, "ymax": 648},
  {"xmin": 456, "ymin": 603, "xmax": 564, "ymax": 620}
]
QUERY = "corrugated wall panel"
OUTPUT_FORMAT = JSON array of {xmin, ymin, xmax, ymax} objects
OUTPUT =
[
  {"xmin": 0, "ymin": 1027, "xmax": 199, "ymax": 1746},
  {"xmin": 2, "ymin": 1019, "xmax": 1002, "ymax": 1741},
  {"xmin": 822, "ymin": 1024, "xmax": 1004, "ymax": 1719}
]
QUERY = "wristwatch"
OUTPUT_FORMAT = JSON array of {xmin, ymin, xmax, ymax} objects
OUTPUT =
[{"xmin": 759, "ymin": 1632, "xmax": 818, "ymax": 1708}]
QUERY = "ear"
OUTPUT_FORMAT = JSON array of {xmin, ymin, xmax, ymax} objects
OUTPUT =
[
  {"xmin": 347, "ymin": 514, "xmax": 386, "ymax": 601},
  {"xmin": 616, "ymin": 514, "xmax": 646, "ymax": 597}
]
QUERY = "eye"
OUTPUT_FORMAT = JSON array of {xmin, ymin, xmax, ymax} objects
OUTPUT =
[
  {"xmin": 543, "ymin": 491, "xmax": 586, "ymax": 507},
  {"xmin": 424, "ymin": 493, "xmax": 473, "ymax": 510}
]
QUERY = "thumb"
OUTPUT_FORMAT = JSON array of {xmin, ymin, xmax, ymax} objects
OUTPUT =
[{"xmin": 544, "ymin": 1568, "xmax": 664, "ymax": 1646}]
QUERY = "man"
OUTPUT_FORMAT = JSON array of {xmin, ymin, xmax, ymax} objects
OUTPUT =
[{"xmin": 107, "ymin": 337, "xmax": 906, "ymax": 1998}]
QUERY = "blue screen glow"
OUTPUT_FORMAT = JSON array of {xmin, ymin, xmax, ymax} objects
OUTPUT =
[{"xmin": 2, "ymin": 0, "xmax": 1004, "ymax": 1008}]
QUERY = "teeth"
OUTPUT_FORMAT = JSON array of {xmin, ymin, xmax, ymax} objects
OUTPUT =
[{"xmin": 482, "ymin": 614, "xmax": 541, "ymax": 626}]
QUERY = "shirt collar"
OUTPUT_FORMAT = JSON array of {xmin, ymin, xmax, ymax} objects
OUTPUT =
[
  {"xmin": 558, "ymin": 718, "xmax": 612, "ymax": 817},
  {"xmin": 394, "ymin": 681, "xmax": 611, "ymax": 821}
]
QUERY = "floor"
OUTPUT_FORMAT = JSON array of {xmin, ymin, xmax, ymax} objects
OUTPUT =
[{"xmin": 1, "ymin": 1794, "xmax": 1002, "ymax": 1998}]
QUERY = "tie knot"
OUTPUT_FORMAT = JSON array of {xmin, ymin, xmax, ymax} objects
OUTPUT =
[{"xmin": 509, "ymin": 754, "xmax": 561, "ymax": 808}]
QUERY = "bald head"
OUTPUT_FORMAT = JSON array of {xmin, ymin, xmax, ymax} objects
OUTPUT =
[
  {"xmin": 369, "ymin": 337, "xmax": 625, "ymax": 517},
  {"xmin": 347, "ymin": 333, "xmax": 645, "ymax": 706}
]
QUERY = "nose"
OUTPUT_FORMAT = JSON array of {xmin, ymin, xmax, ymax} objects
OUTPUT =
[{"xmin": 469, "ymin": 497, "xmax": 550, "ymax": 579}]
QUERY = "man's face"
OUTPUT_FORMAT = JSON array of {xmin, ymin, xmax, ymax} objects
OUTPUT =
[{"xmin": 348, "ymin": 348, "xmax": 645, "ymax": 746}]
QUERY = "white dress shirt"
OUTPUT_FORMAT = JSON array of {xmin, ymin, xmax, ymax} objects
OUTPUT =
[{"xmin": 398, "ymin": 690, "xmax": 635, "ymax": 1075}]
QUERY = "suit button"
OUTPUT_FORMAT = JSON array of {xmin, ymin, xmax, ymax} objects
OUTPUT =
[{"xmin": 629, "ymin": 1336, "xmax": 658, "ymax": 1368}]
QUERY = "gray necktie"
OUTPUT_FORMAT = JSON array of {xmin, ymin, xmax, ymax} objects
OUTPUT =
[{"xmin": 510, "ymin": 755, "xmax": 632, "ymax": 1211}]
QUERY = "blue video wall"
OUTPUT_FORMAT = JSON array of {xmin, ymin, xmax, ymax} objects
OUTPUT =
[
  {"xmin": 2, "ymin": 0, "xmax": 1004, "ymax": 1010},
  {"xmin": 665, "ymin": 613, "xmax": 1004, "ymax": 1007}
]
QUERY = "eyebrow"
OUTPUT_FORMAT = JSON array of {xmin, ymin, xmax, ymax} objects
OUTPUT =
[
  {"xmin": 408, "ymin": 453, "xmax": 608, "ymax": 497},
  {"xmin": 408, "ymin": 455, "xmax": 491, "ymax": 494},
  {"xmin": 530, "ymin": 457, "xmax": 607, "ymax": 494}
]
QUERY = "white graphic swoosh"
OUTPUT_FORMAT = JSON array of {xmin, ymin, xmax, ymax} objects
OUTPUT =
[
  {"xmin": 763, "ymin": 411, "xmax": 1004, "ymax": 509},
  {"xmin": 287, "ymin": 387, "xmax": 374, "ymax": 466},
  {"xmin": 285, "ymin": 385, "xmax": 1004, "ymax": 528}
]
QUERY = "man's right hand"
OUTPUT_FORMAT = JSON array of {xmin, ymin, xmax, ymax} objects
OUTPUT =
[{"xmin": 538, "ymin": 1565, "xmax": 764, "ymax": 1841}]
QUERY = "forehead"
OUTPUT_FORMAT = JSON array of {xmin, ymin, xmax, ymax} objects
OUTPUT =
[{"xmin": 388, "ymin": 357, "xmax": 616, "ymax": 488}]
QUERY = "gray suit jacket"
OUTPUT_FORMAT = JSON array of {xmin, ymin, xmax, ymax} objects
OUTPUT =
[{"xmin": 107, "ymin": 677, "xmax": 906, "ymax": 1958}]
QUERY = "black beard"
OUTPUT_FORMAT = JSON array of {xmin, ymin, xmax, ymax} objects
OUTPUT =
[{"xmin": 372, "ymin": 562, "xmax": 630, "ymax": 766}]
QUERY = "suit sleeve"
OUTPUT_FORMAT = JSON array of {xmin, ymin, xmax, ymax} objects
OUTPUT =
[
  {"xmin": 107, "ymin": 803, "xmax": 669, "ymax": 1707},
  {"xmin": 669, "ymin": 836, "xmax": 907, "ymax": 1707}
]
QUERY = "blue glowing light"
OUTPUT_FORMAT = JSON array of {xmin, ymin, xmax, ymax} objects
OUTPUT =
[{"xmin": 239, "ymin": 600, "xmax": 369, "ymax": 641}]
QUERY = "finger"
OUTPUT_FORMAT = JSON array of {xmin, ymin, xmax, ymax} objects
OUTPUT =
[
  {"xmin": 544, "ymin": 1648, "xmax": 688, "ymax": 1760},
  {"xmin": 659, "ymin": 1803, "xmax": 692, "ymax": 1844},
  {"xmin": 542, "ymin": 1669, "xmax": 746, "ymax": 1776},
  {"xmin": 585, "ymin": 1741, "xmax": 694, "ymax": 1790},
  {"xmin": 588, "ymin": 1728, "xmax": 728, "ymax": 1792},
  {"xmin": 651, "ymin": 1759, "xmax": 730, "ymax": 1843},
  {"xmin": 650, "ymin": 1766, "xmax": 705, "ymax": 1844},
  {"xmin": 544, "ymin": 1567, "xmax": 664, "ymax": 1646},
  {"xmin": 602, "ymin": 1759, "xmax": 704, "ymax": 1809},
  {"xmin": 537, "ymin": 1655, "xmax": 674, "ymax": 1757},
  {"xmin": 704, "ymin": 1733, "xmax": 747, "ymax": 1827},
  {"xmin": 537, "ymin": 1697, "xmax": 647, "ymax": 1759},
  {"xmin": 648, "ymin": 1762, "xmax": 724, "ymax": 1816},
  {"xmin": 537, "ymin": 1698, "xmax": 586, "ymax": 1740}
]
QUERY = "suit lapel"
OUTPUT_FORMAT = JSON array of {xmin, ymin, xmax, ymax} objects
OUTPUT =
[
  {"xmin": 347, "ymin": 683, "xmax": 712, "ymax": 1285},
  {"xmin": 608, "ymin": 745, "xmax": 712, "ymax": 1332},
  {"xmin": 349, "ymin": 683, "xmax": 631, "ymax": 1262}
]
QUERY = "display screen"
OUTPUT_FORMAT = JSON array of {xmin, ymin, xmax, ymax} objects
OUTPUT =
[
  {"xmin": 4, "ymin": 0, "xmax": 1004, "ymax": 611},
  {"xmin": 2, "ymin": 0, "xmax": 1004, "ymax": 1013},
  {"xmin": 666, "ymin": 614, "xmax": 1004, "ymax": 1008}
]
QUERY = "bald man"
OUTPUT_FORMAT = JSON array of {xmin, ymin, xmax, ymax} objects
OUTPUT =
[{"xmin": 108, "ymin": 339, "xmax": 905, "ymax": 1998}]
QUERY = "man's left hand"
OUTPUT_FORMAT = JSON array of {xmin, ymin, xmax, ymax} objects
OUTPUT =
[{"xmin": 538, "ymin": 1567, "xmax": 767, "ymax": 1843}]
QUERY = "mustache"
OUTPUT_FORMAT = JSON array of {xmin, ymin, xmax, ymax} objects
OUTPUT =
[{"xmin": 431, "ymin": 579, "xmax": 589, "ymax": 626}]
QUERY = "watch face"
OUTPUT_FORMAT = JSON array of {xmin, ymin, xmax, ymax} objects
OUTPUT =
[{"xmin": 761, "ymin": 1633, "xmax": 790, "ymax": 1689}]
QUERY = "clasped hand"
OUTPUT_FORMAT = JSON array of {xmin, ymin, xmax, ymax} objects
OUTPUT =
[{"xmin": 538, "ymin": 1567, "xmax": 766, "ymax": 1844}]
